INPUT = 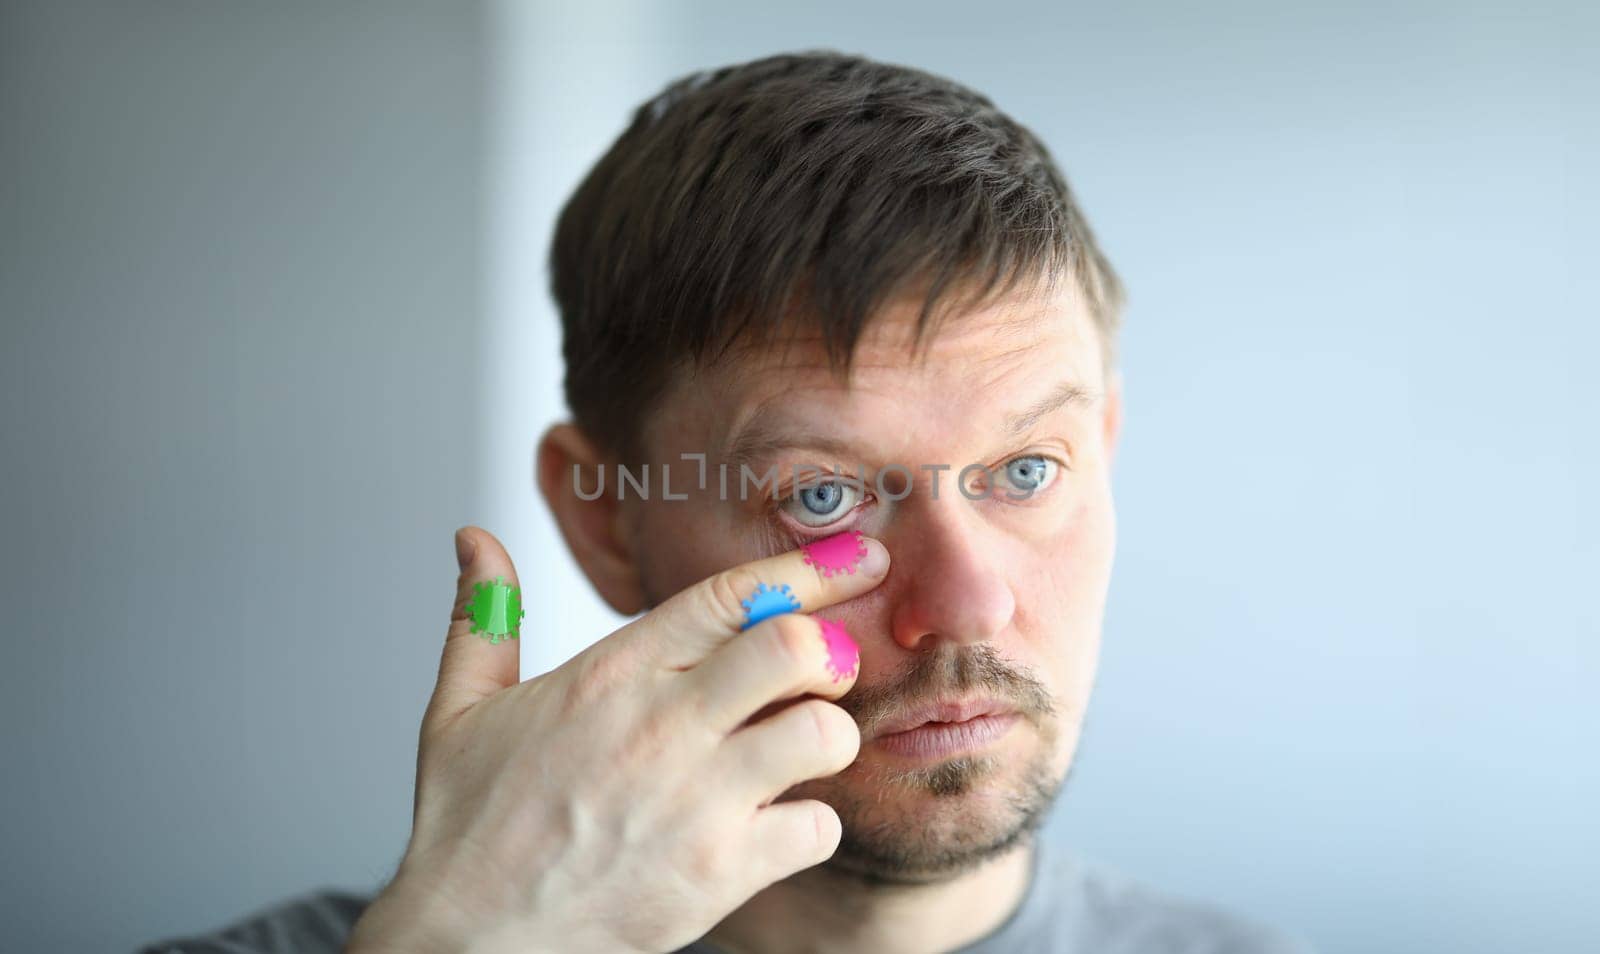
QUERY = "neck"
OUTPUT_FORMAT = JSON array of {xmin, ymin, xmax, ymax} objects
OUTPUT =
[{"xmin": 702, "ymin": 838, "xmax": 1037, "ymax": 954}]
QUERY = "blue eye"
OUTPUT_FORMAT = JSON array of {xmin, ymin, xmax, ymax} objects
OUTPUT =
[
  {"xmin": 782, "ymin": 479, "xmax": 862, "ymax": 528},
  {"xmin": 998, "ymin": 455, "xmax": 1057, "ymax": 498},
  {"xmin": 801, "ymin": 482, "xmax": 842, "ymax": 514}
]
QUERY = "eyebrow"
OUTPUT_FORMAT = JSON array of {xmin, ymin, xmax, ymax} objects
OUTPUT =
[
  {"xmin": 722, "ymin": 423, "xmax": 859, "ymax": 475},
  {"xmin": 721, "ymin": 378, "xmax": 1099, "ymax": 473},
  {"xmin": 1005, "ymin": 380, "xmax": 1100, "ymax": 436}
]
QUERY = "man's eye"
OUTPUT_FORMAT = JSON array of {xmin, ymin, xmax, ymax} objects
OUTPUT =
[
  {"xmin": 782, "ymin": 480, "xmax": 863, "ymax": 528},
  {"xmin": 995, "ymin": 455, "xmax": 1058, "ymax": 498}
]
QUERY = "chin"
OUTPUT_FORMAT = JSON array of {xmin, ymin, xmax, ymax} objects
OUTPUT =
[{"xmin": 787, "ymin": 730, "xmax": 1069, "ymax": 885}]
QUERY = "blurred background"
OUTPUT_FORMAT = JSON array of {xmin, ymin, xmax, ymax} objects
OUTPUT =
[{"xmin": 1, "ymin": 1, "xmax": 1594, "ymax": 951}]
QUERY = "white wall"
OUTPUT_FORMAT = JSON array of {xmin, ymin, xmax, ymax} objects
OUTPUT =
[
  {"xmin": 481, "ymin": 0, "xmax": 674, "ymax": 679},
  {"xmin": 1, "ymin": 2, "xmax": 485, "ymax": 950}
]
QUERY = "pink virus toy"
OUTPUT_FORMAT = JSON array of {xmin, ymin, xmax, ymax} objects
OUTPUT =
[
  {"xmin": 816, "ymin": 618, "xmax": 859, "ymax": 682},
  {"xmin": 801, "ymin": 529, "xmax": 869, "ymax": 578}
]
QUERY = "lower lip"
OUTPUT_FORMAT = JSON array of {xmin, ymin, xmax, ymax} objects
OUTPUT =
[{"xmin": 873, "ymin": 713, "xmax": 1019, "ymax": 760}]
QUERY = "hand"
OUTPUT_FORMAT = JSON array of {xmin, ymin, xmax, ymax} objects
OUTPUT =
[{"xmin": 346, "ymin": 525, "xmax": 890, "ymax": 954}]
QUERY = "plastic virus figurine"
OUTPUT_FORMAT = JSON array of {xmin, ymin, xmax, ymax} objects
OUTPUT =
[
  {"xmin": 816, "ymin": 618, "xmax": 860, "ymax": 682},
  {"xmin": 740, "ymin": 581, "xmax": 802, "ymax": 631},
  {"xmin": 802, "ymin": 529, "xmax": 869, "ymax": 578},
  {"xmin": 468, "ymin": 575, "xmax": 524, "ymax": 644}
]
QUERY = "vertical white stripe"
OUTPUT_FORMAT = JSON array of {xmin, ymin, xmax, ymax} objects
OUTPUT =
[{"xmin": 484, "ymin": 0, "xmax": 676, "ymax": 679}]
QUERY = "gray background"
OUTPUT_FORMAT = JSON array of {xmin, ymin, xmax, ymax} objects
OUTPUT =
[{"xmin": 2, "ymin": 2, "xmax": 1595, "ymax": 952}]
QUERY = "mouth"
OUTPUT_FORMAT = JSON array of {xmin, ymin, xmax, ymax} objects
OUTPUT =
[{"xmin": 869, "ymin": 697, "xmax": 1020, "ymax": 760}]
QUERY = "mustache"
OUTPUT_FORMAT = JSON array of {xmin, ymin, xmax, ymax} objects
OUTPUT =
[{"xmin": 839, "ymin": 642, "xmax": 1056, "ymax": 735}]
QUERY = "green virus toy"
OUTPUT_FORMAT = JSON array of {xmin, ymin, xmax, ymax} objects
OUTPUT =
[{"xmin": 468, "ymin": 575, "xmax": 524, "ymax": 644}]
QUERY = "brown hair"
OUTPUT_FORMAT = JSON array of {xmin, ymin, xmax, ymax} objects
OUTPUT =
[{"xmin": 549, "ymin": 50, "xmax": 1124, "ymax": 463}]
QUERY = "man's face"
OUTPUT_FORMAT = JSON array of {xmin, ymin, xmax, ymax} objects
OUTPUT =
[{"xmin": 631, "ymin": 279, "xmax": 1118, "ymax": 884}]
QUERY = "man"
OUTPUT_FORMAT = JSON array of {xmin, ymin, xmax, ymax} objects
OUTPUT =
[{"xmin": 144, "ymin": 50, "xmax": 1310, "ymax": 954}]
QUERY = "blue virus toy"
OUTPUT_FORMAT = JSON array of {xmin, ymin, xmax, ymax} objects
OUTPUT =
[{"xmin": 739, "ymin": 581, "xmax": 802, "ymax": 631}]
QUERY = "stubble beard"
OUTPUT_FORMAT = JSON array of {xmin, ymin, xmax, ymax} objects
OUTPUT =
[{"xmin": 805, "ymin": 641, "xmax": 1070, "ymax": 885}]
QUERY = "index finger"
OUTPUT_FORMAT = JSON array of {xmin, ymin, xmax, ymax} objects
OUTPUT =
[{"xmin": 635, "ymin": 530, "xmax": 889, "ymax": 670}]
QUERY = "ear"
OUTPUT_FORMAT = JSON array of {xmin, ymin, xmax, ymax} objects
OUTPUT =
[
  {"xmin": 535, "ymin": 423, "xmax": 647, "ymax": 615},
  {"xmin": 1101, "ymin": 369, "xmax": 1124, "ymax": 473}
]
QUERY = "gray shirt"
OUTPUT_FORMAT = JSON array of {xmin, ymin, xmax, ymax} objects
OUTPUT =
[{"xmin": 138, "ymin": 838, "xmax": 1313, "ymax": 953}]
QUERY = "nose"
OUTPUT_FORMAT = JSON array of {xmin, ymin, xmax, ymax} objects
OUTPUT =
[{"xmin": 885, "ymin": 501, "xmax": 1017, "ymax": 652}]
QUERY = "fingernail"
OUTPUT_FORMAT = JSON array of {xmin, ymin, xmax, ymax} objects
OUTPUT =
[
  {"xmin": 454, "ymin": 529, "xmax": 476, "ymax": 571},
  {"xmin": 817, "ymin": 618, "xmax": 860, "ymax": 683},
  {"xmin": 858, "ymin": 538, "xmax": 889, "ymax": 577}
]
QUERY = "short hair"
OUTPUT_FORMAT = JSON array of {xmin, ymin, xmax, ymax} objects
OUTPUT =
[{"xmin": 549, "ymin": 49, "xmax": 1125, "ymax": 463}]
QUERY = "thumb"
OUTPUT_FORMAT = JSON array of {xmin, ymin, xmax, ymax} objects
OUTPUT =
[{"xmin": 425, "ymin": 525, "xmax": 523, "ymax": 731}]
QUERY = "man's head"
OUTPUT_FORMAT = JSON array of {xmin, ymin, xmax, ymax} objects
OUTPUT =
[{"xmin": 539, "ymin": 51, "xmax": 1124, "ymax": 885}]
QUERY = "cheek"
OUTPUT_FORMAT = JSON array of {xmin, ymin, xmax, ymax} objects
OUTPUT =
[
  {"xmin": 1023, "ymin": 498, "xmax": 1114, "ymax": 602},
  {"xmin": 1014, "ymin": 498, "xmax": 1113, "ymax": 680},
  {"xmin": 637, "ymin": 496, "xmax": 820, "ymax": 606},
  {"xmin": 636, "ymin": 500, "xmax": 753, "ymax": 602}
]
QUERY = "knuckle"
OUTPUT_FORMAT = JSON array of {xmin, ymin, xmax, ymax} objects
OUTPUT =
[
  {"xmin": 831, "ymin": 706, "xmax": 863, "ymax": 763},
  {"xmin": 800, "ymin": 698, "xmax": 839, "ymax": 752},
  {"xmin": 683, "ymin": 830, "xmax": 731, "ymax": 883},
  {"xmin": 764, "ymin": 614, "xmax": 821, "ymax": 671},
  {"xmin": 807, "ymin": 800, "xmax": 842, "ymax": 857},
  {"xmin": 619, "ymin": 706, "xmax": 678, "ymax": 766},
  {"xmin": 804, "ymin": 700, "xmax": 859, "ymax": 763},
  {"xmin": 703, "ymin": 570, "xmax": 753, "ymax": 630},
  {"xmin": 562, "ymin": 644, "xmax": 635, "ymax": 712}
]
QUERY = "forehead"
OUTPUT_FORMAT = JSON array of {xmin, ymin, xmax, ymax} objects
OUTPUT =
[{"xmin": 652, "ymin": 280, "xmax": 1103, "ymax": 455}]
